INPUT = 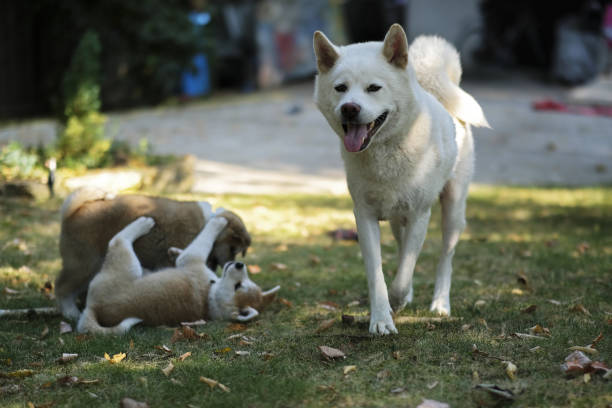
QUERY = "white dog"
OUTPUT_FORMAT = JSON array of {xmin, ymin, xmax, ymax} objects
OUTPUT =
[
  {"xmin": 77, "ymin": 208, "xmax": 279, "ymax": 335},
  {"xmin": 313, "ymin": 24, "xmax": 488, "ymax": 334}
]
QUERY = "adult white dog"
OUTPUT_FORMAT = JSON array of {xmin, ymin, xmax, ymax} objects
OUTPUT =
[{"xmin": 313, "ymin": 24, "xmax": 488, "ymax": 335}]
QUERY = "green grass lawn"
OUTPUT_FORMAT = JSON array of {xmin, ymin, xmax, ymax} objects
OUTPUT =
[{"xmin": 1, "ymin": 186, "xmax": 610, "ymax": 407}]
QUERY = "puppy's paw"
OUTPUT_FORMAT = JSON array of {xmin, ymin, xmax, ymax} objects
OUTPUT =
[
  {"xmin": 133, "ymin": 216, "xmax": 155, "ymax": 232},
  {"xmin": 209, "ymin": 216, "xmax": 228, "ymax": 230},
  {"xmin": 389, "ymin": 284, "xmax": 413, "ymax": 313},
  {"xmin": 430, "ymin": 297, "xmax": 451, "ymax": 316},
  {"xmin": 369, "ymin": 305, "xmax": 398, "ymax": 335}
]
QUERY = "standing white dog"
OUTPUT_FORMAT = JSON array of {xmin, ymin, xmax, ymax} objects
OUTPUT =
[{"xmin": 313, "ymin": 24, "xmax": 488, "ymax": 335}]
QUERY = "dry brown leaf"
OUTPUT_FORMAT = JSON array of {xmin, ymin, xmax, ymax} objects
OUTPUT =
[
  {"xmin": 576, "ymin": 242, "xmax": 589, "ymax": 254},
  {"xmin": 119, "ymin": 397, "xmax": 150, "ymax": 408},
  {"xmin": 171, "ymin": 326, "xmax": 199, "ymax": 343},
  {"xmin": 215, "ymin": 347, "xmax": 232, "ymax": 355},
  {"xmin": 178, "ymin": 352, "xmax": 192, "ymax": 362},
  {"xmin": 270, "ymin": 263, "xmax": 287, "ymax": 271},
  {"xmin": 343, "ymin": 365, "xmax": 356, "ymax": 375},
  {"xmin": 392, "ymin": 351, "xmax": 401, "ymax": 360},
  {"xmin": 199, "ymin": 376, "xmax": 230, "ymax": 392},
  {"xmin": 278, "ymin": 298, "xmax": 293, "ymax": 308},
  {"xmin": 528, "ymin": 324, "xmax": 551, "ymax": 337},
  {"xmin": 521, "ymin": 304, "xmax": 537, "ymax": 314},
  {"xmin": 516, "ymin": 270, "xmax": 530, "ymax": 288},
  {"xmin": 513, "ymin": 332, "xmax": 547, "ymax": 340},
  {"xmin": 319, "ymin": 345, "xmax": 345, "ymax": 360},
  {"xmin": 129, "ymin": 339, "xmax": 134, "ymax": 350},
  {"xmin": 570, "ymin": 304, "xmax": 591, "ymax": 316},
  {"xmin": 569, "ymin": 346, "xmax": 598, "ymax": 355},
  {"xmin": 260, "ymin": 352, "xmax": 274, "ymax": 361},
  {"xmin": 162, "ymin": 362, "xmax": 174, "ymax": 377},
  {"xmin": 40, "ymin": 326, "xmax": 49, "ymax": 340},
  {"xmin": 504, "ymin": 361, "xmax": 518, "ymax": 380},
  {"xmin": 248, "ymin": 264, "xmax": 262, "ymax": 274},
  {"xmin": 590, "ymin": 332, "xmax": 603, "ymax": 348},
  {"xmin": 104, "ymin": 352, "xmax": 126, "ymax": 364},
  {"xmin": 226, "ymin": 323, "xmax": 247, "ymax": 332},
  {"xmin": 1, "ymin": 369, "xmax": 34, "ymax": 378},
  {"xmin": 154, "ymin": 345, "xmax": 173, "ymax": 353},
  {"xmin": 416, "ymin": 399, "xmax": 449, "ymax": 408},
  {"xmin": 56, "ymin": 353, "xmax": 78, "ymax": 364},
  {"xmin": 275, "ymin": 244, "xmax": 288, "ymax": 252},
  {"xmin": 561, "ymin": 350, "xmax": 592, "ymax": 375},
  {"xmin": 318, "ymin": 301, "xmax": 340, "ymax": 311},
  {"xmin": 59, "ymin": 321, "xmax": 72, "ymax": 335},
  {"xmin": 315, "ymin": 318, "xmax": 336, "ymax": 333},
  {"xmin": 511, "ymin": 288, "xmax": 525, "ymax": 295}
]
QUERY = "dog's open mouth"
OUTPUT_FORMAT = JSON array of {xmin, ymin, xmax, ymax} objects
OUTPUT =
[{"xmin": 342, "ymin": 111, "xmax": 388, "ymax": 153}]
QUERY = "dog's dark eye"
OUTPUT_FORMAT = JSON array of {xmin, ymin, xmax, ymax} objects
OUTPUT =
[
  {"xmin": 367, "ymin": 84, "xmax": 382, "ymax": 93},
  {"xmin": 334, "ymin": 84, "xmax": 347, "ymax": 93},
  {"xmin": 234, "ymin": 282, "xmax": 242, "ymax": 291}
]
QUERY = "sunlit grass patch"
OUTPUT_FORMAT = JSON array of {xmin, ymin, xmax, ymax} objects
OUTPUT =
[{"xmin": 0, "ymin": 186, "xmax": 611, "ymax": 407}]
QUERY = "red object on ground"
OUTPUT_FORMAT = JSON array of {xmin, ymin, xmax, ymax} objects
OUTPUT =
[{"xmin": 533, "ymin": 99, "xmax": 612, "ymax": 117}]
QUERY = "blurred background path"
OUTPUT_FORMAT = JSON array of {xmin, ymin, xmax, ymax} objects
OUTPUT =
[{"xmin": 3, "ymin": 74, "xmax": 610, "ymax": 194}]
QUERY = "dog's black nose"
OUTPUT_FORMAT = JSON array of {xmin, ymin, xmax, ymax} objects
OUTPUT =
[
  {"xmin": 234, "ymin": 262, "xmax": 244, "ymax": 270},
  {"xmin": 341, "ymin": 103, "xmax": 361, "ymax": 120}
]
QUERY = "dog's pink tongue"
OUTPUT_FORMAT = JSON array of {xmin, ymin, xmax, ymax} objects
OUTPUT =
[{"xmin": 344, "ymin": 124, "xmax": 367, "ymax": 152}]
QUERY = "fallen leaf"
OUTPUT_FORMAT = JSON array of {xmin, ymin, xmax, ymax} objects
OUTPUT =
[
  {"xmin": 589, "ymin": 332, "xmax": 603, "ymax": 348},
  {"xmin": 376, "ymin": 369, "xmax": 391, "ymax": 380},
  {"xmin": 416, "ymin": 399, "xmax": 450, "ymax": 408},
  {"xmin": 521, "ymin": 305, "xmax": 537, "ymax": 314},
  {"xmin": 511, "ymin": 288, "xmax": 525, "ymax": 295},
  {"xmin": 309, "ymin": 255, "xmax": 321, "ymax": 265},
  {"xmin": 474, "ymin": 300, "xmax": 486, "ymax": 309},
  {"xmin": 576, "ymin": 242, "xmax": 589, "ymax": 254},
  {"xmin": 104, "ymin": 352, "xmax": 126, "ymax": 364},
  {"xmin": 235, "ymin": 350, "xmax": 250, "ymax": 356},
  {"xmin": 528, "ymin": 324, "xmax": 551, "ymax": 337},
  {"xmin": 226, "ymin": 323, "xmax": 247, "ymax": 332},
  {"xmin": 275, "ymin": 244, "xmax": 288, "ymax": 252},
  {"xmin": 270, "ymin": 263, "xmax": 287, "ymax": 271},
  {"xmin": 392, "ymin": 351, "xmax": 401, "ymax": 360},
  {"xmin": 529, "ymin": 346, "xmax": 542, "ymax": 353},
  {"xmin": 161, "ymin": 362, "xmax": 174, "ymax": 377},
  {"xmin": 199, "ymin": 376, "xmax": 230, "ymax": 392},
  {"xmin": 473, "ymin": 384, "xmax": 515, "ymax": 402},
  {"xmin": 504, "ymin": 361, "xmax": 518, "ymax": 380},
  {"xmin": 56, "ymin": 353, "xmax": 78, "ymax": 364},
  {"xmin": 59, "ymin": 321, "xmax": 72, "ymax": 335},
  {"xmin": 57, "ymin": 375, "xmax": 79, "ymax": 386},
  {"xmin": 215, "ymin": 347, "xmax": 232, "ymax": 355},
  {"xmin": 154, "ymin": 345, "xmax": 173, "ymax": 353},
  {"xmin": 129, "ymin": 339, "xmax": 134, "ymax": 350},
  {"xmin": 318, "ymin": 301, "xmax": 340, "ymax": 311},
  {"xmin": 1, "ymin": 369, "xmax": 34, "ymax": 378},
  {"xmin": 248, "ymin": 264, "xmax": 262, "ymax": 274},
  {"xmin": 278, "ymin": 298, "xmax": 293, "ymax": 308},
  {"xmin": 319, "ymin": 345, "xmax": 345, "ymax": 360},
  {"xmin": 180, "ymin": 320, "xmax": 206, "ymax": 327},
  {"xmin": 315, "ymin": 318, "xmax": 336, "ymax": 333},
  {"xmin": 561, "ymin": 350, "xmax": 592, "ymax": 375},
  {"xmin": 119, "ymin": 398, "xmax": 150, "ymax": 408},
  {"xmin": 584, "ymin": 373, "xmax": 592, "ymax": 383},
  {"xmin": 171, "ymin": 326, "xmax": 199, "ymax": 343},
  {"xmin": 260, "ymin": 352, "xmax": 274, "ymax": 361},
  {"xmin": 178, "ymin": 352, "xmax": 192, "ymax": 361},
  {"xmin": 513, "ymin": 332, "xmax": 548, "ymax": 340},
  {"xmin": 547, "ymin": 299, "xmax": 562, "ymax": 305},
  {"xmin": 570, "ymin": 304, "xmax": 591, "ymax": 316},
  {"xmin": 343, "ymin": 365, "xmax": 356, "ymax": 375},
  {"xmin": 591, "ymin": 361, "xmax": 609, "ymax": 373},
  {"xmin": 569, "ymin": 346, "xmax": 598, "ymax": 355},
  {"xmin": 516, "ymin": 270, "xmax": 530, "ymax": 288},
  {"xmin": 40, "ymin": 326, "xmax": 49, "ymax": 339}
]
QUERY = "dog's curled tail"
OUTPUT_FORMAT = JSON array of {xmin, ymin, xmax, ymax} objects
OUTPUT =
[
  {"xmin": 77, "ymin": 307, "xmax": 142, "ymax": 335},
  {"xmin": 60, "ymin": 187, "xmax": 115, "ymax": 221},
  {"xmin": 409, "ymin": 35, "xmax": 489, "ymax": 128}
]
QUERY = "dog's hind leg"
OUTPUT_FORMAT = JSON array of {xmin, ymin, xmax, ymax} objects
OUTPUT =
[
  {"xmin": 389, "ymin": 209, "xmax": 431, "ymax": 313},
  {"xmin": 430, "ymin": 182, "xmax": 468, "ymax": 316},
  {"xmin": 105, "ymin": 217, "xmax": 155, "ymax": 280}
]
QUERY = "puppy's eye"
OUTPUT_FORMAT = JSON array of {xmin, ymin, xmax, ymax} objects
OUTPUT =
[
  {"xmin": 367, "ymin": 84, "xmax": 381, "ymax": 93},
  {"xmin": 334, "ymin": 84, "xmax": 347, "ymax": 93},
  {"xmin": 234, "ymin": 282, "xmax": 242, "ymax": 291}
]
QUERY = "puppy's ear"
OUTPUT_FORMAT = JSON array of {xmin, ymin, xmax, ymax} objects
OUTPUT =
[
  {"xmin": 382, "ymin": 24, "xmax": 408, "ymax": 69},
  {"xmin": 313, "ymin": 31, "xmax": 339, "ymax": 73}
]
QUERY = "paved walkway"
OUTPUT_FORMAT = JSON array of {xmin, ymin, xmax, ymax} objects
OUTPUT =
[{"xmin": 2, "ymin": 73, "xmax": 611, "ymax": 194}]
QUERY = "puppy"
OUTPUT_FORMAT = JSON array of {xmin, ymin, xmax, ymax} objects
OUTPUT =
[
  {"xmin": 313, "ymin": 25, "xmax": 488, "ymax": 334},
  {"xmin": 56, "ymin": 187, "xmax": 251, "ymax": 320},
  {"xmin": 77, "ymin": 213, "xmax": 279, "ymax": 335}
]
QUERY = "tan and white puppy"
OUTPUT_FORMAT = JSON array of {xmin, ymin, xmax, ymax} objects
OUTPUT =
[
  {"xmin": 56, "ymin": 187, "xmax": 251, "ymax": 320},
  {"xmin": 314, "ymin": 25, "xmax": 488, "ymax": 334},
  {"xmin": 77, "ymin": 213, "xmax": 279, "ymax": 335}
]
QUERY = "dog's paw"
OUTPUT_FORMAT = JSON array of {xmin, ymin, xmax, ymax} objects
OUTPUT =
[
  {"xmin": 209, "ymin": 216, "xmax": 228, "ymax": 230},
  {"xmin": 430, "ymin": 297, "xmax": 451, "ymax": 316},
  {"xmin": 369, "ymin": 307, "xmax": 398, "ymax": 335},
  {"xmin": 389, "ymin": 285, "xmax": 413, "ymax": 313},
  {"xmin": 133, "ymin": 216, "xmax": 155, "ymax": 232}
]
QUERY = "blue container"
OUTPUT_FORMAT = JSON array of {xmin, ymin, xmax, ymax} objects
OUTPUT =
[{"xmin": 181, "ymin": 12, "xmax": 211, "ymax": 97}]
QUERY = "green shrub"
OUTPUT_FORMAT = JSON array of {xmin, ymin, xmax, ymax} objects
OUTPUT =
[
  {"xmin": 56, "ymin": 30, "xmax": 111, "ymax": 169},
  {"xmin": 0, "ymin": 142, "xmax": 41, "ymax": 180}
]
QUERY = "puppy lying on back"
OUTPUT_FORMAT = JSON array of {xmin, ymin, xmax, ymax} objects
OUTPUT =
[
  {"xmin": 77, "ymin": 212, "xmax": 279, "ymax": 335},
  {"xmin": 55, "ymin": 187, "xmax": 251, "ymax": 320}
]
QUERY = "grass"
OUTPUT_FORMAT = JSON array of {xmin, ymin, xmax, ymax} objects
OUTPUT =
[{"xmin": 0, "ymin": 186, "xmax": 611, "ymax": 407}]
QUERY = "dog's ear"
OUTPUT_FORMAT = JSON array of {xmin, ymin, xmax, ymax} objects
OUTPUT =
[
  {"xmin": 313, "ymin": 31, "xmax": 339, "ymax": 73},
  {"xmin": 382, "ymin": 24, "xmax": 408, "ymax": 69}
]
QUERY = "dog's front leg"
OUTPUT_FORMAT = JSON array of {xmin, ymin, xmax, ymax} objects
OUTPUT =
[
  {"xmin": 176, "ymin": 216, "xmax": 228, "ymax": 268},
  {"xmin": 354, "ymin": 207, "xmax": 397, "ymax": 335}
]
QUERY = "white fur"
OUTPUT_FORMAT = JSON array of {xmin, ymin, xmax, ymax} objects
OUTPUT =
[{"xmin": 314, "ymin": 25, "xmax": 488, "ymax": 335}]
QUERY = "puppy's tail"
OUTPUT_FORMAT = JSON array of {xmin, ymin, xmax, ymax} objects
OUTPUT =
[
  {"xmin": 60, "ymin": 187, "xmax": 115, "ymax": 221},
  {"xmin": 409, "ymin": 35, "xmax": 489, "ymax": 128},
  {"xmin": 77, "ymin": 307, "xmax": 142, "ymax": 335}
]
